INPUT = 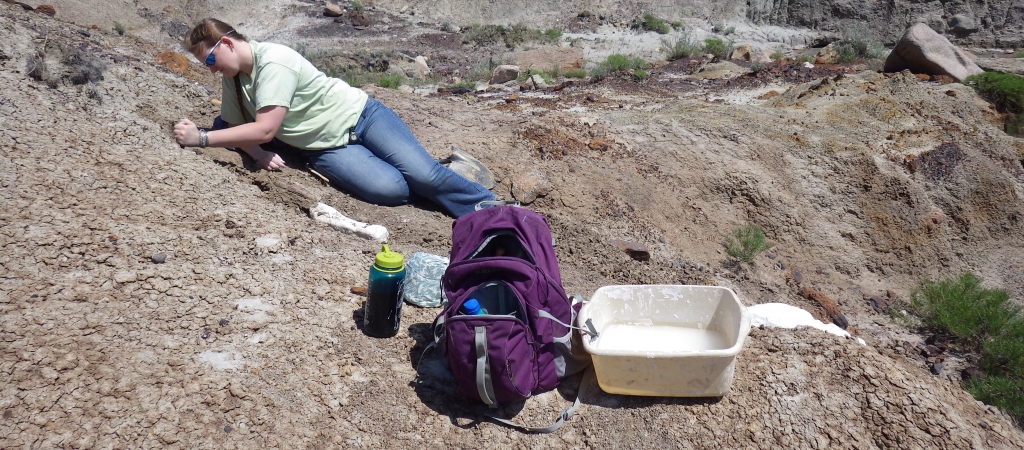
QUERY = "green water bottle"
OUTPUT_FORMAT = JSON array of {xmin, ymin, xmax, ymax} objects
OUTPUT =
[{"xmin": 363, "ymin": 245, "xmax": 406, "ymax": 338}]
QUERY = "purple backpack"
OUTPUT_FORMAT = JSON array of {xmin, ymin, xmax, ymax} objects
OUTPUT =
[{"xmin": 430, "ymin": 205, "xmax": 587, "ymax": 431}]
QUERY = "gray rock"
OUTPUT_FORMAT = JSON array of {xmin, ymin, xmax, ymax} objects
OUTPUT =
[
  {"xmin": 414, "ymin": 55, "xmax": 430, "ymax": 79},
  {"xmin": 731, "ymin": 44, "xmax": 752, "ymax": 62},
  {"xmin": 511, "ymin": 169, "xmax": 551, "ymax": 204},
  {"xmin": 151, "ymin": 253, "xmax": 167, "ymax": 264},
  {"xmin": 976, "ymin": 57, "xmax": 1024, "ymax": 76},
  {"xmin": 489, "ymin": 65, "xmax": 520, "ymax": 85},
  {"xmin": 528, "ymin": 74, "xmax": 548, "ymax": 90},
  {"xmin": 949, "ymin": 14, "xmax": 978, "ymax": 34},
  {"xmin": 817, "ymin": 43, "xmax": 840, "ymax": 64},
  {"xmin": 883, "ymin": 23, "xmax": 983, "ymax": 82},
  {"xmin": 323, "ymin": 4, "xmax": 342, "ymax": 17}
]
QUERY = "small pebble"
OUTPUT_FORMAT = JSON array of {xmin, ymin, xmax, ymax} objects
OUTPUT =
[
  {"xmin": 980, "ymin": 421, "xmax": 988, "ymax": 429},
  {"xmin": 76, "ymin": 29, "xmax": 90, "ymax": 37},
  {"xmin": 219, "ymin": 319, "xmax": 229, "ymax": 327},
  {"xmin": 201, "ymin": 330, "xmax": 210, "ymax": 339},
  {"xmin": 224, "ymin": 425, "xmax": 232, "ymax": 433},
  {"xmin": 3, "ymin": 410, "xmax": 11, "ymax": 419},
  {"xmin": 151, "ymin": 253, "xmax": 167, "ymax": 264},
  {"xmin": 931, "ymin": 362, "xmax": 944, "ymax": 375},
  {"xmin": 766, "ymin": 252, "xmax": 775, "ymax": 260}
]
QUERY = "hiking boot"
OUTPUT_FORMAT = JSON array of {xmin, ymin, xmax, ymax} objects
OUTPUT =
[{"xmin": 439, "ymin": 146, "xmax": 496, "ymax": 189}]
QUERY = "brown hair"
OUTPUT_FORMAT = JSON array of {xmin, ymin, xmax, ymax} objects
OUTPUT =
[{"xmin": 183, "ymin": 18, "xmax": 248, "ymax": 53}]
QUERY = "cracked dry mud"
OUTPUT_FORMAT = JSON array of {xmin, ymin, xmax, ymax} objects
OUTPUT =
[{"xmin": 2, "ymin": 3, "xmax": 1024, "ymax": 449}]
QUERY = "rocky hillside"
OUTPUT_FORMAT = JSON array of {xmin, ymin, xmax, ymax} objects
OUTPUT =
[{"xmin": 2, "ymin": 2, "xmax": 1024, "ymax": 448}]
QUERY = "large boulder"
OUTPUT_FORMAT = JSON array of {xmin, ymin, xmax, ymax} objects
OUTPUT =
[{"xmin": 883, "ymin": 23, "xmax": 983, "ymax": 82}]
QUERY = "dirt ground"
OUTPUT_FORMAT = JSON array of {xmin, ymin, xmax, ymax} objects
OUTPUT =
[{"xmin": 3, "ymin": 2, "xmax": 1024, "ymax": 448}]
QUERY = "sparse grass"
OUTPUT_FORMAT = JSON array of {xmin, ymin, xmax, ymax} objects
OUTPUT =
[
  {"xmin": 521, "ymin": 69, "xmax": 553, "ymax": 84},
  {"xmin": 449, "ymin": 81, "xmax": 476, "ymax": 90},
  {"xmin": 834, "ymin": 23, "xmax": 887, "ymax": 62},
  {"xmin": 350, "ymin": 0, "xmax": 364, "ymax": 12},
  {"xmin": 703, "ymin": 38, "xmax": 733, "ymax": 61},
  {"xmin": 544, "ymin": 28, "xmax": 562, "ymax": 40},
  {"xmin": 1016, "ymin": 51, "xmax": 1024, "ymax": 58},
  {"xmin": 909, "ymin": 272, "xmax": 1024, "ymax": 420},
  {"xmin": 467, "ymin": 56, "xmax": 497, "ymax": 82},
  {"xmin": 965, "ymin": 72, "xmax": 1024, "ymax": 137},
  {"xmin": 795, "ymin": 55, "xmax": 813, "ymax": 64},
  {"xmin": 770, "ymin": 49, "xmax": 784, "ymax": 61},
  {"xmin": 724, "ymin": 223, "xmax": 773, "ymax": 263},
  {"xmin": 113, "ymin": 21, "xmax": 125, "ymax": 36},
  {"xmin": 713, "ymin": 22, "xmax": 735, "ymax": 35},
  {"xmin": 638, "ymin": 13, "xmax": 670, "ymax": 34},
  {"xmin": 590, "ymin": 53, "xmax": 648, "ymax": 79},
  {"xmin": 564, "ymin": 68, "xmax": 587, "ymax": 78},
  {"xmin": 632, "ymin": 69, "xmax": 648, "ymax": 80},
  {"xmin": 441, "ymin": 22, "xmax": 455, "ymax": 33},
  {"xmin": 377, "ymin": 73, "xmax": 403, "ymax": 89},
  {"xmin": 662, "ymin": 33, "xmax": 701, "ymax": 60},
  {"xmin": 293, "ymin": 43, "xmax": 406, "ymax": 88},
  {"xmin": 670, "ymin": 21, "xmax": 682, "ymax": 29},
  {"xmin": 461, "ymin": 23, "xmax": 547, "ymax": 49},
  {"xmin": 750, "ymin": 61, "xmax": 766, "ymax": 73}
]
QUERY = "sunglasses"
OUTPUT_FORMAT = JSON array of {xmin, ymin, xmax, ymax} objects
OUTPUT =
[{"xmin": 204, "ymin": 39, "xmax": 223, "ymax": 67}]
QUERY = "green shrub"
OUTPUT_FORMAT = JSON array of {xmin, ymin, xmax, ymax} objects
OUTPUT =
[
  {"xmin": 967, "ymin": 377, "xmax": 1024, "ymax": 419},
  {"xmin": 965, "ymin": 72, "xmax": 1024, "ymax": 137},
  {"xmin": 770, "ymin": 49, "xmax": 784, "ymax": 61},
  {"xmin": 377, "ymin": 73, "xmax": 403, "ymax": 89},
  {"xmin": 640, "ymin": 14, "xmax": 670, "ymax": 34},
  {"xmin": 835, "ymin": 42, "xmax": 858, "ymax": 63},
  {"xmin": 703, "ymin": 38, "xmax": 732, "ymax": 61},
  {"xmin": 662, "ymin": 33, "xmax": 701, "ymax": 60},
  {"xmin": 351, "ymin": 0, "xmax": 364, "ymax": 11},
  {"xmin": 750, "ymin": 61, "xmax": 765, "ymax": 73},
  {"xmin": 909, "ymin": 272, "xmax": 1024, "ymax": 420},
  {"xmin": 724, "ymin": 224, "xmax": 773, "ymax": 263},
  {"xmin": 113, "ymin": 21, "xmax": 125, "ymax": 35},
  {"xmin": 440, "ymin": 22, "xmax": 455, "ymax": 32},
  {"xmin": 796, "ymin": 55, "xmax": 812, "ymax": 64},
  {"xmin": 670, "ymin": 21, "xmax": 682, "ymax": 29},
  {"xmin": 632, "ymin": 69, "xmax": 648, "ymax": 80},
  {"xmin": 834, "ymin": 24, "xmax": 887, "ymax": 62},
  {"xmin": 911, "ymin": 273, "xmax": 1018, "ymax": 343},
  {"xmin": 1016, "ymin": 51, "xmax": 1024, "ymax": 58}
]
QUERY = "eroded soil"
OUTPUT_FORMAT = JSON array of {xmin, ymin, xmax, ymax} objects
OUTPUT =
[{"xmin": 2, "ymin": 3, "xmax": 1024, "ymax": 448}]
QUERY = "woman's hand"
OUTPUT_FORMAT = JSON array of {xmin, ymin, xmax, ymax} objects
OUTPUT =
[
  {"xmin": 173, "ymin": 119, "xmax": 201, "ymax": 147},
  {"xmin": 240, "ymin": 145, "xmax": 286, "ymax": 171}
]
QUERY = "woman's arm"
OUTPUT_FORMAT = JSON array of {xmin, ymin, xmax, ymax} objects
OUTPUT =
[
  {"xmin": 208, "ymin": 105, "xmax": 287, "ymax": 147},
  {"xmin": 174, "ymin": 105, "xmax": 288, "ymax": 170}
]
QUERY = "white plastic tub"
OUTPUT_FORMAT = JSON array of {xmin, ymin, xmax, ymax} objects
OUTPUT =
[{"xmin": 579, "ymin": 285, "xmax": 750, "ymax": 397}]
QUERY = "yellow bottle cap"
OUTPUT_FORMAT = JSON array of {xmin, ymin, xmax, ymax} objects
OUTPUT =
[{"xmin": 374, "ymin": 245, "xmax": 404, "ymax": 269}]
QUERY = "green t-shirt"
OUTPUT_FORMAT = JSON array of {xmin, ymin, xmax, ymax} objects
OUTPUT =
[{"xmin": 220, "ymin": 41, "xmax": 368, "ymax": 150}]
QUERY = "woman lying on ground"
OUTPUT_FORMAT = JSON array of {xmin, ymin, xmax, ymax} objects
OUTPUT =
[{"xmin": 172, "ymin": 18, "xmax": 494, "ymax": 218}]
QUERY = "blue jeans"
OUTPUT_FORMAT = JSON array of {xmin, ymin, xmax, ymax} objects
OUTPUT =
[{"xmin": 213, "ymin": 98, "xmax": 494, "ymax": 217}]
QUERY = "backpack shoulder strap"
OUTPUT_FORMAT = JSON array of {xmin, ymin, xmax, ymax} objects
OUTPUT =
[{"xmin": 484, "ymin": 366, "xmax": 592, "ymax": 433}]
